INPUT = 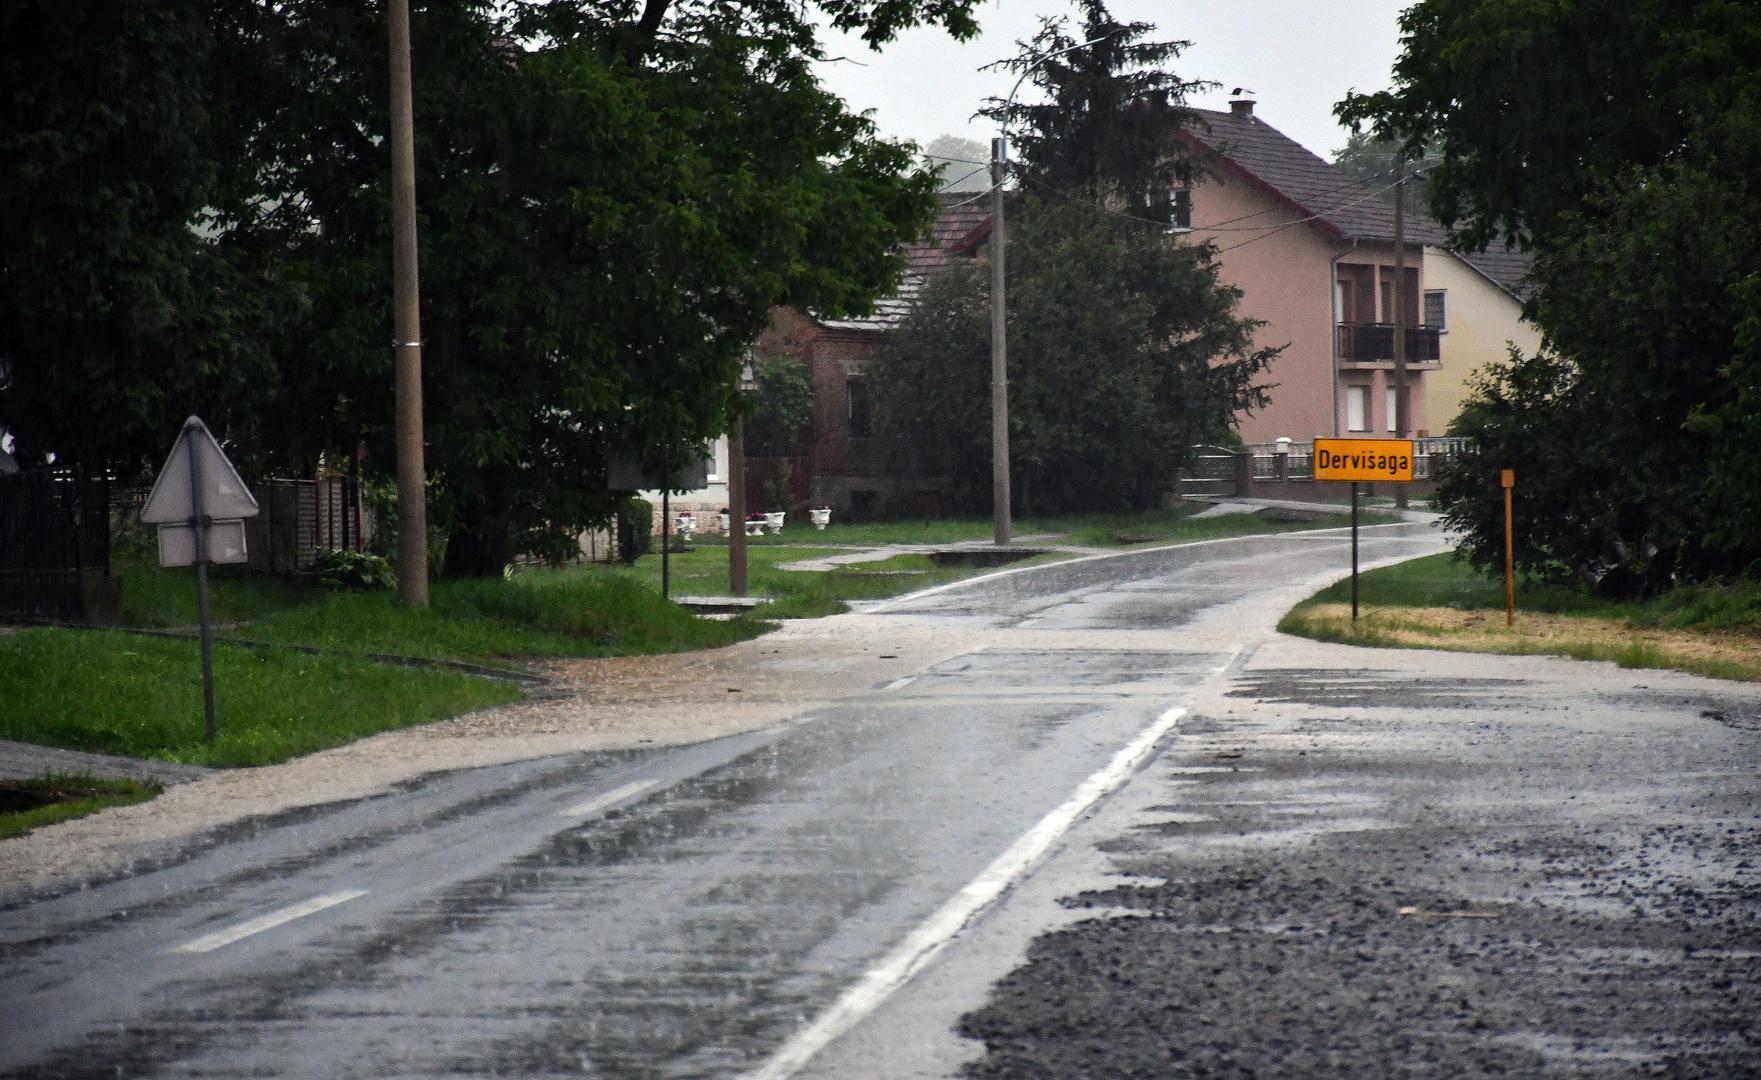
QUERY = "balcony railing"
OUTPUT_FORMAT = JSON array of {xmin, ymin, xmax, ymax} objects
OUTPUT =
[{"xmin": 1337, "ymin": 322, "xmax": 1441, "ymax": 363}]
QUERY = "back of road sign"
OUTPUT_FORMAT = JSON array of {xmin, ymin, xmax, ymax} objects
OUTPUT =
[
  {"xmin": 141, "ymin": 418, "xmax": 260, "ymax": 525},
  {"xmin": 158, "ymin": 520, "xmax": 250, "ymax": 566},
  {"xmin": 1312, "ymin": 438, "xmax": 1416, "ymax": 483}
]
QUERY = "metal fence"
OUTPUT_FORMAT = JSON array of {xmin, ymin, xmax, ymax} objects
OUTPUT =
[
  {"xmin": 247, "ymin": 475, "xmax": 370, "ymax": 574},
  {"xmin": 0, "ymin": 469, "xmax": 111, "ymax": 619},
  {"xmin": 1181, "ymin": 437, "xmax": 1476, "ymax": 499}
]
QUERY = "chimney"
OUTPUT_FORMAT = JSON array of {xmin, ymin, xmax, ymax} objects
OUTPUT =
[{"xmin": 1229, "ymin": 98, "xmax": 1255, "ymax": 118}]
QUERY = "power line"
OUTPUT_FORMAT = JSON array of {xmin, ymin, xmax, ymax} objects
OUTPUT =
[{"xmin": 935, "ymin": 164, "xmax": 991, "ymax": 193}]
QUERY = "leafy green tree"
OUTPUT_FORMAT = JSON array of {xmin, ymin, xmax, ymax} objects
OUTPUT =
[
  {"xmin": 1330, "ymin": 129, "xmax": 1442, "ymax": 204},
  {"xmin": 0, "ymin": 1, "xmax": 284, "ymax": 475},
  {"xmin": 1343, "ymin": 0, "xmax": 1761, "ymax": 591},
  {"xmin": 207, "ymin": 0, "xmax": 980, "ymax": 576},
  {"xmin": 745, "ymin": 356, "xmax": 815, "ymax": 456},
  {"xmin": 922, "ymin": 135, "xmax": 991, "ymax": 193},
  {"xmin": 1338, "ymin": 0, "xmax": 1759, "ymax": 253},
  {"xmin": 871, "ymin": 202, "xmax": 1277, "ymax": 515},
  {"xmin": 979, "ymin": 0, "xmax": 1208, "ymax": 217}
]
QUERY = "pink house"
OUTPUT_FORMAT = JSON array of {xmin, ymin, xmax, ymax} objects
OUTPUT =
[{"xmin": 1178, "ymin": 100, "xmax": 1447, "ymax": 442}]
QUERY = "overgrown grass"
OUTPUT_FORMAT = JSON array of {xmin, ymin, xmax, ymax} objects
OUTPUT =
[
  {"xmin": 238, "ymin": 570, "xmax": 768, "ymax": 664},
  {"xmin": 116, "ymin": 550, "xmax": 316, "ymax": 627},
  {"xmin": 0, "ymin": 774, "xmax": 163, "ymax": 840},
  {"xmin": 1281, "ymin": 553, "xmax": 1761, "ymax": 681},
  {"xmin": 0, "ymin": 628, "xmax": 525, "ymax": 767}
]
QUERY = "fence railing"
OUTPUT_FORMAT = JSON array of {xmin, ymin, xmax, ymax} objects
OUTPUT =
[
  {"xmin": 1183, "ymin": 437, "xmax": 1475, "ymax": 498},
  {"xmin": 247, "ymin": 475, "xmax": 371, "ymax": 574},
  {"xmin": 1336, "ymin": 322, "xmax": 1442, "ymax": 362}
]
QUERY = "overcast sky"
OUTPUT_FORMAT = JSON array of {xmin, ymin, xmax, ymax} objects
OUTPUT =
[{"xmin": 815, "ymin": 0, "xmax": 1412, "ymax": 164}]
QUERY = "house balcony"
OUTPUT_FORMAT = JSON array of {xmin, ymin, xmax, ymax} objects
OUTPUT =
[{"xmin": 1336, "ymin": 323, "xmax": 1442, "ymax": 366}]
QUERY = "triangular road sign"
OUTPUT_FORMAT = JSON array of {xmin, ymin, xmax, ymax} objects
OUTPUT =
[{"xmin": 141, "ymin": 417, "xmax": 260, "ymax": 524}]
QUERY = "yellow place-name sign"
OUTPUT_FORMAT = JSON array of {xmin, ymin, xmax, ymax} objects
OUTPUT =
[{"xmin": 1312, "ymin": 438, "xmax": 1415, "ymax": 482}]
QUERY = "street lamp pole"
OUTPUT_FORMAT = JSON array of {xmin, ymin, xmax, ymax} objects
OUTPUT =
[
  {"xmin": 988, "ymin": 29, "xmax": 1124, "ymax": 547},
  {"xmin": 728, "ymin": 356, "xmax": 757, "ymax": 597}
]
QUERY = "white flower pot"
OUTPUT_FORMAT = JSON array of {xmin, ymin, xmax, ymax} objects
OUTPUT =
[
  {"xmin": 808, "ymin": 508, "xmax": 831, "ymax": 530},
  {"xmin": 763, "ymin": 511, "xmax": 786, "ymax": 534},
  {"xmin": 745, "ymin": 518, "xmax": 765, "ymax": 536},
  {"xmin": 718, "ymin": 512, "xmax": 730, "ymax": 534},
  {"xmin": 676, "ymin": 514, "xmax": 695, "ymax": 540}
]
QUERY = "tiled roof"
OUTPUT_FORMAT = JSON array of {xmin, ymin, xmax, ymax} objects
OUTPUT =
[
  {"xmin": 1181, "ymin": 108, "xmax": 1449, "ymax": 247},
  {"xmin": 1452, "ymin": 246, "xmax": 1535, "ymax": 301},
  {"xmin": 816, "ymin": 192, "xmax": 991, "ymax": 332}
]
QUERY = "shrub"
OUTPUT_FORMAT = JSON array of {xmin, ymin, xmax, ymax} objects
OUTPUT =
[{"xmin": 316, "ymin": 547, "xmax": 397, "ymax": 591}]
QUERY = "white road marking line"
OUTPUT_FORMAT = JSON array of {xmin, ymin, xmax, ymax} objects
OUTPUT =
[
  {"xmin": 558, "ymin": 779, "xmax": 659, "ymax": 819},
  {"xmin": 882, "ymin": 676, "xmax": 916, "ymax": 691},
  {"xmin": 1166, "ymin": 765, "xmax": 1263, "ymax": 775},
  {"xmin": 171, "ymin": 890, "xmax": 367, "ymax": 955},
  {"xmin": 740, "ymin": 705, "xmax": 1190, "ymax": 1080}
]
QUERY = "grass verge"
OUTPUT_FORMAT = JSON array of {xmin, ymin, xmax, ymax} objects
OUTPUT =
[
  {"xmin": 0, "ymin": 628, "xmax": 525, "ymax": 767},
  {"xmin": 1280, "ymin": 553, "xmax": 1761, "ymax": 681},
  {"xmin": 238, "ymin": 570, "xmax": 768, "ymax": 665},
  {"xmin": 0, "ymin": 775, "xmax": 163, "ymax": 840}
]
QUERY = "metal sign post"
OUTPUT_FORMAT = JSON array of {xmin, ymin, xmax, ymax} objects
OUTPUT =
[
  {"xmin": 1351, "ymin": 482, "xmax": 1360, "ymax": 621},
  {"xmin": 141, "ymin": 418, "xmax": 259, "ymax": 746},
  {"xmin": 189, "ymin": 431, "xmax": 218, "ymax": 744},
  {"xmin": 1312, "ymin": 438, "xmax": 1416, "ymax": 623}
]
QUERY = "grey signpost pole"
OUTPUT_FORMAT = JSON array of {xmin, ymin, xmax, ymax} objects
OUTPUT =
[
  {"xmin": 1350, "ymin": 481, "xmax": 1360, "ymax": 622},
  {"xmin": 186, "ymin": 420, "xmax": 219, "ymax": 745}
]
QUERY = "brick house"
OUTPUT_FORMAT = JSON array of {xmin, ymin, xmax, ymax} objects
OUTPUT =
[{"xmin": 752, "ymin": 193, "xmax": 991, "ymax": 518}]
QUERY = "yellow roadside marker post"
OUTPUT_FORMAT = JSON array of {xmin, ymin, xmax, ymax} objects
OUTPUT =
[{"xmin": 1501, "ymin": 469, "xmax": 1516, "ymax": 628}]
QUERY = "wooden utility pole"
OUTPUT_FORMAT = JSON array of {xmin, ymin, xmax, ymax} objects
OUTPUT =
[
  {"xmin": 1391, "ymin": 151, "xmax": 1410, "ymax": 511},
  {"xmin": 388, "ymin": 0, "xmax": 429, "ymax": 606},
  {"xmin": 989, "ymin": 136, "xmax": 1012, "ymax": 547}
]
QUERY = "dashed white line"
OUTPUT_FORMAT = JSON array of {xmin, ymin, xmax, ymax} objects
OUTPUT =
[
  {"xmin": 740, "ymin": 705, "xmax": 1190, "ymax": 1080},
  {"xmin": 558, "ymin": 779, "xmax": 660, "ymax": 819},
  {"xmin": 882, "ymin": 676, "xmax": 916, "ymax": 691},
  {"xmin": 171, "ymin": 890, "xmax": 367, "ymax": 955}
]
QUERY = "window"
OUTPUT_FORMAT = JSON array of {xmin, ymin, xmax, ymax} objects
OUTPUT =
[
  {"xmin": 1168, "ymin": 187, "xmax": 1192, "ymax": 231},
  {"xmin": 1424, "ymin": 289, "xmax": 1447, "ymax": 331},
  {"xmin": 1346, "ymin": 386, "xmax": 1368, "ymax": 432},
  {"xmin": 705, "ymin": 436, "xmax": 725, "ymax": 484},
  {"xmin": 1147, "ymin": 187, "xmax": 1193, "ymax": 232},
  {"xmin": 847, "ymin": 378, "xmax": 872, "ymax": 438},
  {"xmin": 1386, "ymin": 387, "xmax": 1399, "ymax": 432}
]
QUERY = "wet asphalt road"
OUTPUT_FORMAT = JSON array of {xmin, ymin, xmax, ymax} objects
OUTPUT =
[{"xmin": 4, "ymin": 523, "xmax": 1755, "ymax": 1077}]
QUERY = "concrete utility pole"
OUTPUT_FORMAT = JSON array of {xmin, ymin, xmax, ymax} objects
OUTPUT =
[
  {"xmin": 388, "ymin": 0, "xmax": 430, "ymax": 606},
  {"xmin": 1391, "ymin": 151, "xmax": 1410, "ymax": 511},
  {"xmin": 984, "ymin": 29, "xmax": 1122, "ymax": 547},
  {"xmin": 989, "ymin": 136, "xmax": 1012, "ymax": 547}
]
